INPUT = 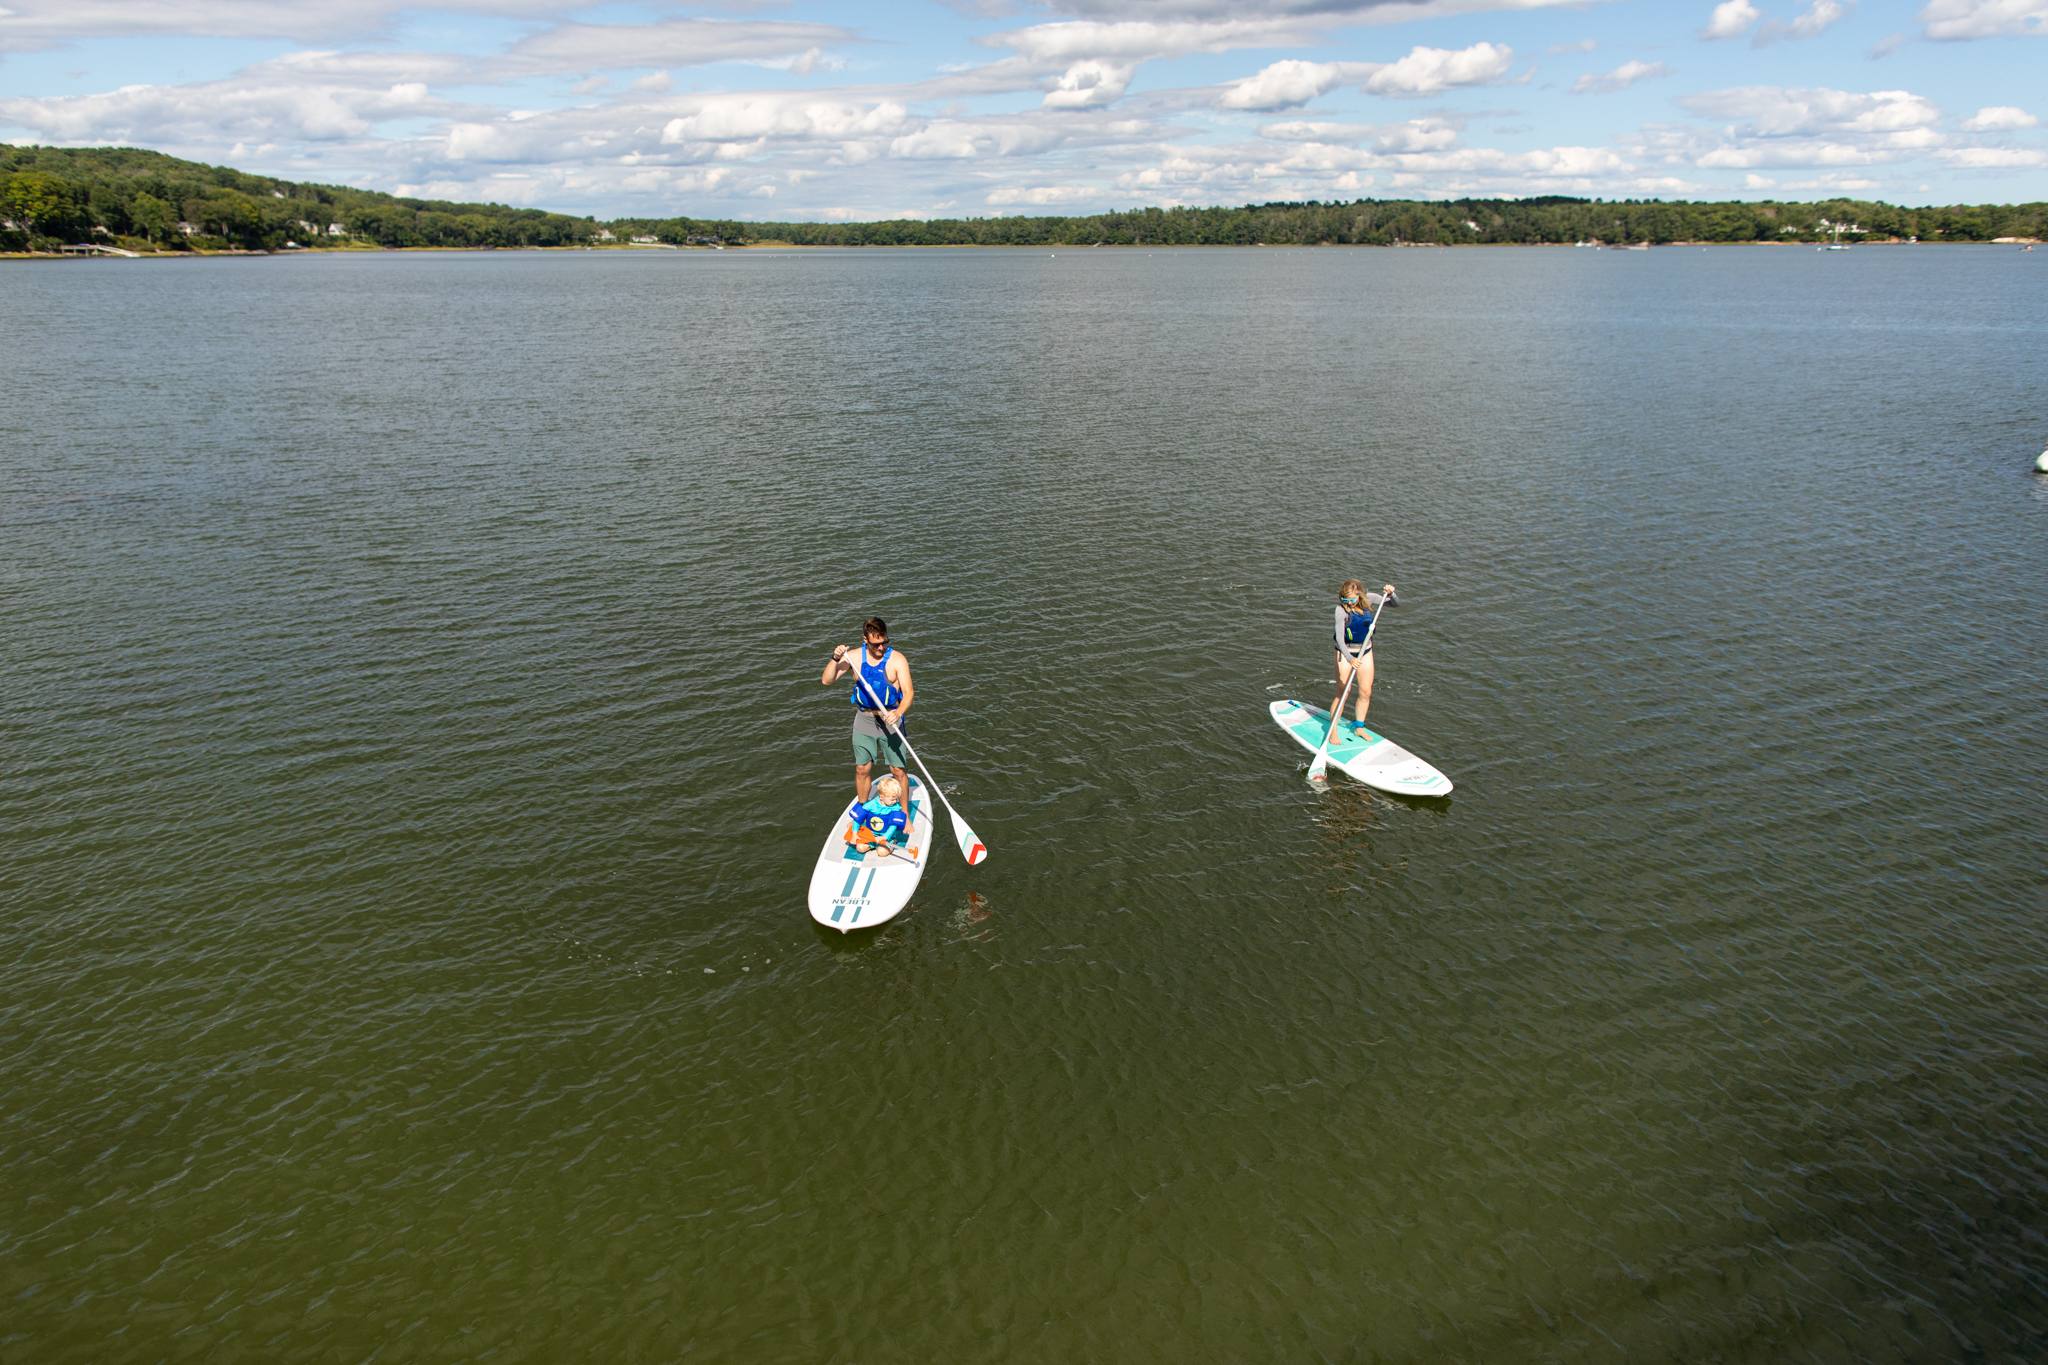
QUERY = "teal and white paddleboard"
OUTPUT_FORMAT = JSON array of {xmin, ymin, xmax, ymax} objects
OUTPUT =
[
  {"xmin": 808, "ymin": 775, "xmax": 935, "ymax": 932},
  {"xmin": 1269, "ymin": 700, "xmax": 1454, "ymax": 797}
]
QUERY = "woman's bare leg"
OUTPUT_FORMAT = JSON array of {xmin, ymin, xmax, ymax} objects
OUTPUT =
[
  {"xmin": 1329, "ymin": 650, "xmax": 1355, "ymax": 731},
  {"xmin": 1353, "ymin": 654, "xmax": 1377, "ymax": 726}
]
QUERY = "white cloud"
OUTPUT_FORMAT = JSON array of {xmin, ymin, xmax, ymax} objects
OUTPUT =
[
  {"xmin": 506, "ymin": 20, "xmax": 863, "ymax": 74},
  {"xmin": 983, "ymin": 183, "xmax": 1104, "ymax": 204},
  {"xmin": 1916, "ymin": 0, "xmax": 2048, "ymax": 39},
  {"xmin": 630, "ymin": 71, "xmax": 672, "ymax": 94},
  {"xmin": 1679, "ymin": 85, "xmax": 1942, "ymax": 136},
  {"xmin": 1218, "ymin": 59, "xmax": 1373, "ymax": 110},
  {"xmin": 987, "ymin": 0, "xmax": 1608, "ymax": 23},
  {"xmin": 1547, "ymin": 38, "xmax": 1596, "ymax": 52},
  {"xmin": 1756, "ymin": 0, "xmax": 1852, "ymax": 45},
  {"xmin": 1941, "ymin": 145, "xmax": 2048, "ymax": 164},
  {"xmin": 956, "ymin": 17, "xmax": 1336, "ymax": 109},
  {"xmin": 0, "ymin": 0, "xmax": 568, "ymax": 52},
  {"xmin": 1359, "ymin": 42, "xmax": 1516, "ymax": 97},
  {"xmin": 985, "ymin": 17, "xmax": 1323, "ymax": 63},
  {"xmin": 660, "ymin": 96, "xmax": 915, "ymax": 145},
  {"xmin": 1960, "ymin": 105, "xmax": 2039, "ymax": 129},
  {"xmin": 1108, "ymin": 137, "xmax": 1633, "ymax": 205},
  {"xmin": 1636, "ymin": 84, "xmax": 1966, "ymax": 171},
  {"xmin": 888, "ymin": 118, "xmax": 1068, "ymax": 159},
  {"xmin": 1572, "ymin": 59, "xmax": 1672, "ymax": 93},
  {"xmin": 1042, "ymin": 58, "xmax": 1137, "ymax": 107},
  {"xmin": 1259, "ymin": 116, "xmax": 1463, "ymax": 150},
  {"xmin": 1701, "ymin": 0, "xmax": 1761, "ymax": 39},
  {"xmin": 989, "ymin": 34, "xmax": 1512, "ymax": 112},
  {"xmin": 0, "ymin": 58, "xmax": 473, "ymax": 144}
]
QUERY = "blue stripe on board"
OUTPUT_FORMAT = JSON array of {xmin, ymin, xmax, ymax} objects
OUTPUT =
[{"xmin": 841, "ymin": 867, "xmax": 860, "ymax": 898}]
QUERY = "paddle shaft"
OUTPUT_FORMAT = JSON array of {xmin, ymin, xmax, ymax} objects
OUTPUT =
[
  {"xmin": 1310, "ymin": 595, "xmax": 1390, "ymax": 777},
  {"xmin": 842, "ymin": 648, "xmax": 976, "ymax": 848}
]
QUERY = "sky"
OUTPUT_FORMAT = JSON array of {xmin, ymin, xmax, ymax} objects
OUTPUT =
[{"xmin": 1, "ymin": 0, "xmax": 2043, "ymax": 221}]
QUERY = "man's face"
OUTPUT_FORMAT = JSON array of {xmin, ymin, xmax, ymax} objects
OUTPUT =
[{"xmin": 864, "ymin": 633, "xmax": 886, "ymax": 655}]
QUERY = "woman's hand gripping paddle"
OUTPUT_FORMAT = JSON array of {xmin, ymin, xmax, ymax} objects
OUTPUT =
[
  {"xmin": 847, "ymin": 656, "xmax": 989, "ymax": 866},
  {"xmin": 1307, "ymin": 593, "xmax": 1389, "ymax": 787}
]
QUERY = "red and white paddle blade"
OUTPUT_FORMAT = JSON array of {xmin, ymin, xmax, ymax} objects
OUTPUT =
[
  {"xmin": 951, "ymin": 813, "xmax": 989, "ymax": 865},
  {"xmin": 1306, "ymin": 754, "xmax": 1331, "ymax": 787}
]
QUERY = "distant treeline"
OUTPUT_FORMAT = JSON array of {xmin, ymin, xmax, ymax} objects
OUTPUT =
[
  {"xmin": 5, "ymin": 145, "xmax": 2043, "ymax": 254},
  {"xmin": 0, "ymin": 146, "xmax": 744, "ymax": 252},
  {"xmin": 745, "ymin": 196, "xmax": 2047, "ymax": 246}
]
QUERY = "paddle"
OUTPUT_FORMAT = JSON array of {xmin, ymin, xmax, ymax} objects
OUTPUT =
[
  {"xmin": 1308, "ymin": 590, "xmax": 1391, "ymax": 786},
  {"xmin": 842, "ymin": 648, "xmax": 989, "ymax": 866}
]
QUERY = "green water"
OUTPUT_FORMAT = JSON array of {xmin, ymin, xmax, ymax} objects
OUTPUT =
[{"xmin": 4, "ymin": 246, "xmax": 2045, "ymax": 1362}]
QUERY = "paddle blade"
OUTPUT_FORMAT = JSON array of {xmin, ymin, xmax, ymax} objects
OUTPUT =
[
  {"xmin": 1306, "ymin": 752, "xmax": 1331, "ymax": 786},
  {"xmin": 950, "ymin": 811, "xmax": 988, "ymax": 866}
]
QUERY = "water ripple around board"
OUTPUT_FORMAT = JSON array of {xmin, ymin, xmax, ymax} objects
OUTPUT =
[{"xmin": 3, "ymin": 246, "xmax": 2045, "ymax": 1363}]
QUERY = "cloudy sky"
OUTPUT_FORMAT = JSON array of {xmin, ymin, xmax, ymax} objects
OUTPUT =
[{"xmin": 2, "ymin": 0, "xmax": 2042, "ymax": 220}]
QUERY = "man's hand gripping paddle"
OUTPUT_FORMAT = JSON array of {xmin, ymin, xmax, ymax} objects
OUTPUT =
[
  {"xmin": 847, "ymin": 655, "xmax": 989, "ymax": 866},
  {"xmin": 1307, "ymin": 593, "xmax": 1389, "ymax": 787}
]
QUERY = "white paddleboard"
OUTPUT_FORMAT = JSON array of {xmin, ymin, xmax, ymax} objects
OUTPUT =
[
  {"xmin": 807, "ymin": 775, "xmax": 935, "ymax": 932},
  {"xmin": 1269, "ymin": 700, "xmax": 1454, "ymax": 797}
]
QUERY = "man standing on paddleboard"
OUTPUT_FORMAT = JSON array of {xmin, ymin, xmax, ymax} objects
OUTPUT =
[
  {"xmin": 1332, "ymin": 579, "xmax": 1397, "ymax": 739},
  {"xmin": 822, "ymin": 617, "xmax": 914, "ymax": 829}
]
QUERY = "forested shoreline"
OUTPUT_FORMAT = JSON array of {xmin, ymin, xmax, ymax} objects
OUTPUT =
[{"xmin": 5, "ymin": 145, "xmax": 2043, "ymax": 255}]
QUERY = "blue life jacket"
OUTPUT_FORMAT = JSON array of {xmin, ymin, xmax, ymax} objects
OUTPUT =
[
  {"xmin": 848, "ymin": 646, "xmax": 903, "ymax": 711},
  {"xmin": 853, "ymin": 795, "xmax": 908, "ymax": 844},
  {"xmin": 1342, "ymin": 609, "xmax": 1373, "ymax": 646}
]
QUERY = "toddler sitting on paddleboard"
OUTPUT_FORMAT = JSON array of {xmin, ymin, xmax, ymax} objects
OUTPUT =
[{"xmin": 846, "ymin": 775, "xmax": 913, "ymax": 858}]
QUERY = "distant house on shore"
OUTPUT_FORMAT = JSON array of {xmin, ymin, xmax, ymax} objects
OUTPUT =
[
  {"xmin": 593, "ymin": 229, "xmax": 616, "ymax": 242},
  {"xmin": 630, "ymin": 234, "xmax": 660, "ymax": 244}
]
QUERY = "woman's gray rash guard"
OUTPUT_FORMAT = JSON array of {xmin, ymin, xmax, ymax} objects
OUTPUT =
[{"xmin": 1333, "ymin": 589, "xmax": 1398, "ymax": 660}]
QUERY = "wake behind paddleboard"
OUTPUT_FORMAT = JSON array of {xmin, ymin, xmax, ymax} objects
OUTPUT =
[
  {"xmin": 807, "ymin": 775, "xmax": 936, "ymax": 932},
  {"xmin": 1269, "ymin": 700, "xmax": 1454, "ymax": 797}
]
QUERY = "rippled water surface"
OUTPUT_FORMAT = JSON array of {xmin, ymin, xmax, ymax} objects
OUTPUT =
[{"xmin": 5, "ymin": 245, "xmax": 2046, "ymax": 1362}]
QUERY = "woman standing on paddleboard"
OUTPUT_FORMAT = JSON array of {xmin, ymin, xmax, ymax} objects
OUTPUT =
[{"xmin": 1331, "ymin": 579, "xmax": 1396, "ymax": 739}]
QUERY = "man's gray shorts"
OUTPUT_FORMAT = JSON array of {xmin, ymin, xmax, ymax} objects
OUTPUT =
[{"xmin": 851, "ymin": 712, "xmax": 908, "ymax": 769}]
